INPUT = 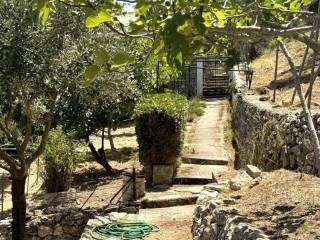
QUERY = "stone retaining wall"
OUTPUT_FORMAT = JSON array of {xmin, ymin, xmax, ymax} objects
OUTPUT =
[
  {"xmin": 192, "ymin": 180, "xmax": 269, "ymax": 240},
  {"xmin": 0, "ymin": 208, "xmax": 92, "ymax": 240},
  {"xmin": 232, "ymin": 93, "xmax": 320, "ymax": 175}
]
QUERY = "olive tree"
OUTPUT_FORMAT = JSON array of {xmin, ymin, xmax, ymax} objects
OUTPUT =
[{"xmin": 0, "ymin": 1, "xmax": 91, "ymax": 239}]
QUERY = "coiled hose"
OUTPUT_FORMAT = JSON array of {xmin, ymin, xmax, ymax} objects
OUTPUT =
[{"xmin": 91, "ymin": 221, "xmax": 160, "ymax": 240}]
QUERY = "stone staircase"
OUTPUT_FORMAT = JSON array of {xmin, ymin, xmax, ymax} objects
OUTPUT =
[
  {"xmin": 203, "ymin": 75, "xmax": 230, "ymax": 98},
  {"xmin": 141, "ymin": 99, "xmax": 230, "ymax": 208}
]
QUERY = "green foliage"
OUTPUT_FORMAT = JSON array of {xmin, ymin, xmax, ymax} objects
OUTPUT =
[
  {"xmin": 229, "ymin": 80, "xmax": 238, "ymax": 94},
  {"xmin": 266, "ymin": 39, "xmax": 278, "ymax": 52},
  {"xmin": 134, "ymin": 93, "xmax": 188, "ymax": 183},
  {"xmin": 37, "ymin": 0, "xmax": 313, "ymax": 72},
  {"xmin": 41, "ymin": 126, "xmax": 83, "ymax": 193},
  {"xmin": 187, "ymin": 98, "xmax": 205, "ymax": 122},
  {"xmin": 0, "ymin": 0, "xmax": 89, "ymax": 155}
]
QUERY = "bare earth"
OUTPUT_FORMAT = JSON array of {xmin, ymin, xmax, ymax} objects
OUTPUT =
[
  {"xmin": 250, "ymin": 40, "xmax": 320, "ymax": 112},
  {"xmin": 221, "ymin": 169, "xmax": 320, "ymax": 240},
  {"xmin": 142, "ymin": 205, "xmax": 194, "ymax": 240}
]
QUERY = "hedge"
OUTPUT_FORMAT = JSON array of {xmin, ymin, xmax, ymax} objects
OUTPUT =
[{"xmin": 134, "ymin": 93, "xmax": 188, "ymax": 184}]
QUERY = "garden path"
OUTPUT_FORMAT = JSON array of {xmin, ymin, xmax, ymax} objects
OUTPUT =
[{"xmin": 175, "ymin": 98, "xmax": 230, "ymax": 184}]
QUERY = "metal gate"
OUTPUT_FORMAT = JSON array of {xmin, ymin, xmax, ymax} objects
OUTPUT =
[{"xmin": 167, "ymin": 56, "xmax": 230, "ymax": 98}]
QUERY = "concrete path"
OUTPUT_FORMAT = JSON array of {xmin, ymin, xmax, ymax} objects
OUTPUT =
[
  {"xmin": 80, "ymin": 98, "xmax": 231, "ymax": 240},
  {"xmin": 175, "ymin": 98, "xmax": 229, "ymax": 183}
]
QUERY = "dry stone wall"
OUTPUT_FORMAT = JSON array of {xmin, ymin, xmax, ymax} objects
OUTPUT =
[
  {"xmin": 0, "ymin": 208, "xmax": 91, "ymax": 240},
  {"xmin": 192, "ymin": 176, "xmax": 269, "ymax": 240},
  {"xmin": 232, "ymin": 93, "xmax": 320, "ymax": 175}
]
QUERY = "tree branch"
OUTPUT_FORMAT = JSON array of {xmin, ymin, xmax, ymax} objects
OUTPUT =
[
  {"xmin": 27, "ymin": 103, "xmax": 55, "ymax": 164},
  {"xmin": 104, "ymin": 22, "xmax": 154, "ymax": 40},
  {"xmin": 258, "ymin": 5, "xmax": 317, "ymax": 15},
  {"xmin": 18, "ymin": 99, "xmax": 33, "ymax": 159},
  {"xmin": 207, "ymin": 25, "xmax": 320, "ymax": 53},
  {"xmin": 0, "ymin": 149, "xmax": 17, "ymax": 172}
]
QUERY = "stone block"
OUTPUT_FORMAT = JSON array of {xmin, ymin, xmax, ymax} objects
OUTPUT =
[
  {"xmin": 152, "ymin": 165, "xmax": 174, "ymax": 185},
  {"xmin": 203, "ymin": 183, "xmax": 226, "ymax": 193},
  {"xmin": 245, "ymin": 165, "xmax": 261, "ymax": 179},
  {"xmin": 229, "ymin": 180, "xmax": 241, "ymax": 191},
  {"xmin": 38, "ymin": 225, "xmax": 52, "ymax": 238}
]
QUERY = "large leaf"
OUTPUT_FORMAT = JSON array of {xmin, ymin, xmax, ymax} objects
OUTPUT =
[
  {"xmin": 94, "ymin": 48, "xmax": 109, "ymax": 66},
  {"xmin": 84, "ymin": 65, "xmax": 101, "ymax": 86},
  {"xmin": 111, "ymin": 51, "xmax": 134, "ymax": 68},
  {"xmin": 85, "ymin": 10, "xmax": 113, "ymax": 28},
  {"xmin": 39, "ymin": 4, "xmax": 50, "ymax": 26}
]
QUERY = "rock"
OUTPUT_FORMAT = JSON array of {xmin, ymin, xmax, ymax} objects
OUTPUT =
[
  {"xmin": 245, "ymin": 165, "xmax": 262, "ymax": 179},
  {"xmin": 223, "ymin": 198, "xmax": 236, "ymax": 205},
  {"xmin": 229, "ymin": 180, "xmax": 241, "ymax": 191},
  {"xmin": 203, "ymin": 183, "xmax": 226, "ymax": 193},
  {"xmin": 202, "ymin": 227, "xmax": 213, "ymax": 240},
  {"xmin": 200, "ymin": 190, "xmax": 219, "ymax": 199},
  {"xmin": 256, "ymin": 87, "xmax": 270, "ymax": 95},
  {"xmin": 229, "ymin": 170, "xmax": 253, "ymax": 191},
  {"xmin": 38, "ymin": 225, "xmax": 52, "ymax": 238},
  {"xmin": 259, "ymin": 96, "xmax": 270, "ymax": 101},
  {"xmin": 33, "ymin": 210, "xmax": 42, "ymax": 216},
  {"xmin": 53, "ymin": 225, "xmax": 63, "ymax": 236},
  {"xmin": 63, "ymin": 226, "xmax": 79, "ymax": 236}
]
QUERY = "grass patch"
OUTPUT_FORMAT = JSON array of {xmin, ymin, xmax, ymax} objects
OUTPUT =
[
  {"xmin": 187, "ymin": 97, "xmax": 206, "ymax": 122},
  {"xmin": 224, "ymin": 102, "xmax": 234, "ymax": 143}
]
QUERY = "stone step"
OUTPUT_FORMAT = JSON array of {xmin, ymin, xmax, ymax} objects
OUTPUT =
[
  {"xmin": 203, "ymin": 86, "xmax": 229, "ymax": 90},
  {"xmin": 174, "ymin": 164, "xmax": 228, "ymax": 185},
  {"xmin": 182, "ymin": 155, "xmax": 229, "ymax": 165},
  {"xmin": 141, "ymin": 194, "xmax": 198, "ymax": 208},
  {"xmin": 203, "ymin": 89, "xmax": 229, "ymax": 93},
  {"xmin": 140, "ymin": 185, "xmax": 202, "ymax": 208}
]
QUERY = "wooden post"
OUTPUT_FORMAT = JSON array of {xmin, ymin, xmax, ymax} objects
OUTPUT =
[
  {"xmin": 272, "ymin": 43, "xmax": 280, "ymax": 102},
  {"xmin": 1, "ymin": 172, "xmax": 3, "ymax": 219}
]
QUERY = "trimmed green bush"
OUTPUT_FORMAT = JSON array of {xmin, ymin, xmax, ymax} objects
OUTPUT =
[
  {"xmin": 41, "ymin": 126, "xmax": 83, "ymax": 193},
  {"xmin": 134, "ymin": 93, "xmax": 188, "ymax": 183}
]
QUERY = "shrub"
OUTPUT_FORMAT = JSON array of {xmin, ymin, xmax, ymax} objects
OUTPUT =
[
  {"xmin": 187, "ymin": 98, "xmax": 205, "ymax": 122},
  {"xmin": 41, "ymin": 126, "xmax": 83, "ymax": 193},
  {"xmin": 134, "ymin": 93, "xmax": 188, "ymax": 183}
]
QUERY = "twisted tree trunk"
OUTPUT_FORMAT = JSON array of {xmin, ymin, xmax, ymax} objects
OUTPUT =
[
  {"xmin": 88, "ymin": 142, "xmax": 113, "ymax": 174},
  {"xmin": 11, "ymin": 174, "xmax": 27, "ymax": 240}
]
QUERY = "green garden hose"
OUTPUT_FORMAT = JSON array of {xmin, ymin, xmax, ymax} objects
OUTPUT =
[{"xmin": 91, "ymin": 221, "xmax": 160, "ymax": 240}]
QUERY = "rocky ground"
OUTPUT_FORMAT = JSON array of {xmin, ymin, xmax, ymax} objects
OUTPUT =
[
  {"xmin": 226, "ymin": 169, "xmax": 320, "ymax": 239},
  {"xmin": 194, "ymin": 168, "xmax": 320, "ymax": 240}
]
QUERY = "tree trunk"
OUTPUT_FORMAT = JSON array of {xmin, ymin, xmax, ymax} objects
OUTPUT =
[
  {"xmin": 280, "ymin": 41, "xmax": 320, "ymax": 175},
  {"xmin": 307, "ymin": 27, "xmax": 319, "ymax": 109},
  {"xmin": 107, "ymin": 127, "xmax": 116, "ymax": 154},
  {"xmin": 101, "ymin": 128, "xmax": 105, "ymax": 150},
  {"xmin": 291, "ymin": 31, "xmax": 314, "ymax": 104},
  {"xmin": 88, "ymin": 142, "xmax": 113, "ymax": 174},
  {"xmin": 11, "ymin": 175, "xmax": 27, "ymax": 240},
  {"xmin": 272, "ymin": 43, "xmax": 279, "ymax": 102}
]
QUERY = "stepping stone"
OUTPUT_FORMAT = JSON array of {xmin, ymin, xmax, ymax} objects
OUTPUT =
[{"xmin": 174, "ymin": 163, "xmax": 228, "ymax": 184}]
